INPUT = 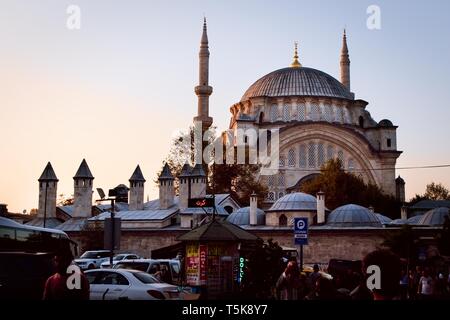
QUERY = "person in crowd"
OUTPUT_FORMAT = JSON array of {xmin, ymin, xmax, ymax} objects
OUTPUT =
[
  {"xmin": 408, "ymin": 269, "xmax": 418, "ymax": 300},
  {"xmin": 418, "ymin": 268, "xmax": 435, "ymax": 299},
  {"xmin": 43, "ymin": 249, "xmax": 90, "ymax": 300},
  {"xmin": 306, "ymin": 276, "xmax": 342, "ymax": 300},
  {"xmin": 358, "ymin": 249, "xmax": 401, "ymax": 300},
  {"xmin": 152, "ymin": 264, "xmax": 162, "ymax": 281},
  {"xmin": 308, "ymin": 264, "xmax": 321, "ymax": 289},
  {"xmin": 276, "ymin": 260, "xmax": 301, "ymax": 300},
  {"xmin": 160, "ymin": 265, "xmax": 172, "ymax": 284}
]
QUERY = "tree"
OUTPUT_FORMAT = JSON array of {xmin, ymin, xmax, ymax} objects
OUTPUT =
[
  {"xmin": 300, "ymin": 159, "xmax": 401, "ymax": 218},
  {"xmin": 161, "ymin": 126, "xmax": 267, "ymax": 205},
  {"xmin": 57, "ymin": 193, "xmax": 74, "ymax": 206},
  {"xmin": 424, "ymin": 182, "xmax": 450, "ymax": 200},
  {"xmin": 382, "ymin": 225, "xmax": 420, "ymax": 265},
  {"xmin": 240, "ymin": 239, "xmax": 284, "ymax": 299}
]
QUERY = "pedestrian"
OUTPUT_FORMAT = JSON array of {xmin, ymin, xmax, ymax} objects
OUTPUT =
[
  {"xmin": 308, "ymin": 264, "xmax": 321, "ymax": 289},
  {"xmin": 418, "ymin": 268, "xmax": 435, "ymax": 299},
  {"xmin": 359, "ymin": 249, "xmax": 402, "ymax": 300},
  {"xmin": 43, "ymin": 249, "xmax": 90, "ymax": 300},
  {"xmin": 276, "ymin": 260, "xmax": 301, "ymax": 300}
]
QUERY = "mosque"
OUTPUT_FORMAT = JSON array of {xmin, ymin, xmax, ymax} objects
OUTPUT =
[{"xmin": 25, "ymin": 20, "xmax": 449, "ymax": 263}]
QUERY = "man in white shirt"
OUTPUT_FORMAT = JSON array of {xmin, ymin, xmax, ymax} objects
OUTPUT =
[{"xmin": 418, "ymin": 269, "xmax": 434, "ymax": 299}]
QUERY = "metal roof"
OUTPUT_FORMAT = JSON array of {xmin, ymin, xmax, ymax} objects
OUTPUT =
[
  {"xmin": 190, "ymin": 164, "xmax": 206, "ymax": 177},
  {"xmin": 89, "ymin": 208, "xmax": 178, "ymax": 221},
  {"xmin": 179, "ymin": 163, "xmax": 192, "ymax": 177},
  {"xmin": 177, "ymin": 219, "xmax": 259, "ymax": 242},
  {"xmin": 418, "ymin": 207, "xmax": 449, "ymax": 226},
  {"xmin": 226, "ymin": 207, "xmax": 265, "ymax": 226},
  {"xmin": 73, "ymin": 159, "xmax": 94, "ymax": 179},
  {"xmin": 326, "ymin": 204, "xmax": 382, "ymax": 228},
  {"xmin": 38, "ymin": 162, "xmax": 58, "ymax": 182},
  {"xmin": 268, "ymin": 192, "xmax": 317, "ymax": 212},
  {"xmin": 55, "ymin": 218, "xmax": 88, "ymax": 232},
  {"xmin": 406, "ymin": 214, "xmax": 424, "ymax": 225},
  {"xmin": 410, "ymin": 200, "xmax": 450, "ymax": 210},
  {"xmin": 25, "ymin": 217, "xmax": 63, "ymax": 229},
  {"xmin": 241, "ymin": 67, "xmax": 354, "ymax": 101}
]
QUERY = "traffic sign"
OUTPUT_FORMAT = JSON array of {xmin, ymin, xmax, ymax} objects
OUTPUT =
[{"xmin": 294, "ymin": 217, "xmax": 308, "ymax": 245}]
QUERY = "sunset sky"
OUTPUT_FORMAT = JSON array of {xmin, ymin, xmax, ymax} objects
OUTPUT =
[{"xmin": 1, "ymin": 0, "xmax": 449, "ymax": 212}]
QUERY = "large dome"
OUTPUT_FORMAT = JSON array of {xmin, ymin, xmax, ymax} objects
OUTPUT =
[
  {"xmin": 226, "ymin": 207, "xmax": 266, "ymax": 226},
  {"xmin": 418, "ymin": 207, "xmax": 449, "ymax": 226},
  {"xmin": 241, "ymin": 67, "xmax": 353, "ymax": 101}
]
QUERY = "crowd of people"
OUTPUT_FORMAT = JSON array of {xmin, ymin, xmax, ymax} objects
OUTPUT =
[{"xmin": 275, "ymin": 249, "xmax": 450, "ymax": 300}]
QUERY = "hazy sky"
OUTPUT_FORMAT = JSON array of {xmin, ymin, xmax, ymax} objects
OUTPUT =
[{"xmin": 1, "ymin": 0, "xmax": 449, "ymax": 212}]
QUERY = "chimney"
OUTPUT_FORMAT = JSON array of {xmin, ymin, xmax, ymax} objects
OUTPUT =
[
  {"xmin": 401, "ymin": 205, "xmax": 408, "ymax": 220},
  {"xmin": 250, "ymin": 192, "xmax": 258, "ymax": 226},
  {"xmin": 316, "ymin": 191, "xmax": 325, "ymax": 224}
]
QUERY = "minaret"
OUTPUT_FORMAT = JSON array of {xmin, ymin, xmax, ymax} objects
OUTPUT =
[
  {"xmin": 340, "ymin": 29, "xmax": 351, "ymax": 91},
  {"xmin": 194, "ymin": 18, "xmax": 213, "ymax": 130},
  {"xmin": 291, "ymin": 42, "xmax": 302, "ymax": 68},
  {"xmin": 129, "ymin": 165, "xmax": 146, "ymax": 211},
  {"xmin": 158, "ymin": 163, "xmax": 175, "ymax": 210},
  {"xmin": 73, "ymin": 159, "xmax": 94, "ymax": 218},
  {"xmin": 38, "ymin": 162, "xmax": 58, "ymax": 221}
]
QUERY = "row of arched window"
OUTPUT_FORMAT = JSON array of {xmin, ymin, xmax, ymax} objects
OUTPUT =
[
  {"xmin": 278, "ymin": 143, "xmax": 355, "ymax": 170},
  {"xmin": 268, "ymin": 103, "xmax": 353, "ymax": 124}
]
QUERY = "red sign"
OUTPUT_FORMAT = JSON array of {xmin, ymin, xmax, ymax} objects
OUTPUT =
[{"xmin": 199, "ymin": 245, "xmax": 208, "ymax": 285}]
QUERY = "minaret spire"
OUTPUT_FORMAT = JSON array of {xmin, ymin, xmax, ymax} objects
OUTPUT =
[
  {"xmin": 194, "ymin": 17, "xmax": 213, "ymax": 129},
  {"xmin": 340, "ymin": 29, "xmax": 351, "ymax": 90},
  {"xmin": 291, "ymin": 42, "xmax": 302, "ymax": 68}
]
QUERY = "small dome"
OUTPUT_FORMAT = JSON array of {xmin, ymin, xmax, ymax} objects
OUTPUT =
[
  {"xmin": 268, "ymin": 192, "xmax": 317, "ymax": 212},
  {"xmin": 418, "ymin": 207, "xmax": 450, "ymax": 226},
  {"xmin": 406, "ymin": 215, "xmax": 424, "ymax": 225},
  {"xmin": 327, "ymin": 204, "xmax": 382, "ymax": 228},
  {"xmin": 376, "ymin": 213, "xmax": 392, "ymax": 225},
  {"xmin": 226, "ymin": 207, "xmax": 265, "ymax": 226},
  {"xmin": 378, "ymin": 119, "xmax": 394, "ymax": 127}
]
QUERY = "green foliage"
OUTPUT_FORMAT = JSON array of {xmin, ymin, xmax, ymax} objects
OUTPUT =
[
  {"xmin": 382, "ymin": 225, "xmax": 420, "ymax": 264},
  {"xmin": 240, "ymin": 239, "xmax": 284, "ymax": 299},
  {"xmin": 409, "ymin": 182, "xmax": 450, "ymax": 202},
  {"xmin": 300, "ymin": 159, "xmax": 401, "ymax": 218}
]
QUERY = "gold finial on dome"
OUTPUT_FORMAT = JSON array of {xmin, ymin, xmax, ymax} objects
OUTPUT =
[{"xmin": 291, "ymin": 42, "xmax": 302, "ymax": 68}]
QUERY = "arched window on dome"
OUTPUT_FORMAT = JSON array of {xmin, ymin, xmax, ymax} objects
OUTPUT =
[
  {"xmin": 299, "ymin": 144, "xmax": 307, "ymax": 168},
  {"xmin": 279, "ymin": 214, "xmax": 287, "ymax": 226},
  {"xmin": 283, "ymin": 105, "xmax": 290, "ymax": 122},
  {"xmin": 324, "ymin": 104, "xmax": 333, "ymax": 122},
  {"xmin": 297, "ymin": 104, "xmax": 306, "ymax": 122},
  {"xmin": 267, "ymin": 175, "xmax": 275, "ymax": 187},
  {"xmin": 259, "ymin": 112, "xmax": 265, "ymax": 124},
  {"xmin": 288, "ymin": 149, "xmax": 296, "ymax": 167},
  {"xmin": 337, "ymin": 150, "xmax": 344, "ymax": 166},
  {"xmin": 267, "ymin": 192, "xmax": 275, "ymax": 202},
  {"xmin": 278, "ymin": 192, "xmax": 284, "ymax": 199},
  {"xmin": 348, "ymin": 159, "xmax": 355, "ymax": 172},
  {"xmin": 318, "ymin": 143, "xmax": 325, "ymax": 167},
  {"xmin": 279, "ymin": 156, "xmax": 285, "ymax": 168},
  {"xmin": 327, "ymin": 145, "xmax": 334, "ymax": 161},
  {"xmin": 308, "ymin": 142, "xmax": 316, "ymax": 168},
  {"xmin": 311, "ymin": 103, "xmax": 320, "ymax": 121},
  {"xmin": 278, "ymin": 174, "xmax": 285, "ymax": 187},
  {"xmin": 335, "ymin": 107, "xmax": 343, "ymax": 123},
  {"xmin": 270, "ymin": 104, "xmax": 279, "ymax": 122}
]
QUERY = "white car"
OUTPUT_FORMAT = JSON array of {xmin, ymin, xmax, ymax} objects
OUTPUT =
[
  {"xmin": 85, "ymin": 269, "xmax": 180, "ymax": 300},
  {"xmin": 100, "ymin": 253, "xmax": 140, "ymax": 269},
  {"xmin": 74, "ymin": 250, "xmax": 111, "ymax": 270}
]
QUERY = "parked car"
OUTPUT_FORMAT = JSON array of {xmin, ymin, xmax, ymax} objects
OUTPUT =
[
  {"xmin": 85, "ymin": 269, "xmax": 180, "ymax": 300},
  {"xmin": 113, "ymin": 259, "xmax": 181, "ymax": 285},
  {"xmin": 74, "ymin": 250, "xmax": 111, "ymax": 270},
  {"xmin": 100, "ymin": 253, "xmax": 140, "ymax": 269}
]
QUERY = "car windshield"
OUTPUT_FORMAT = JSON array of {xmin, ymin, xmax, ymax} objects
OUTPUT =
[
  {"xmin": 80, "ymin": 252, "xmax": 105, "ymax": 259},
  {"xmin": 132, "ymin": 272, "xmax": 161, "ymax": 284},
  {"xmin": 115, "ymin": 262, "xmax": 149, "ymax": 272}
]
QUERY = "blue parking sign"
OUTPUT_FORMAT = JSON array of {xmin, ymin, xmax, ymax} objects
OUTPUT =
[{"xmin": 294, "ymin": 217, "xmax": 308, "ymax": 245}]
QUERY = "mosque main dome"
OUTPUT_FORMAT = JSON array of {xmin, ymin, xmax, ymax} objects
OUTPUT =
[{"xmin": 241, "ymin": 67, "xmax": 354, "ymax": 102}]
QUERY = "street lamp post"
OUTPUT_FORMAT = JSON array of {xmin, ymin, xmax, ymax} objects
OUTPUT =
[{"xmin": 95, "ymin": 188, "xmax": 116, "ymax": 267}]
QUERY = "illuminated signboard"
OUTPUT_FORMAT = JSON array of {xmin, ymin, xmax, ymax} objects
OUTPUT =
[
  {"xmin": 238, "ymin": 257, "xmax": 245, "ymax": 283},
  {"xmin": 188, "ymin": 197, "xmax": 215, "ymax": 208}
]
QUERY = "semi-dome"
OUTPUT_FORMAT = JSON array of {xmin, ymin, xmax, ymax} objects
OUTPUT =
[
  {"xmin": 241, "ymin": 67, "xmax": 354, "ymax": 102},
  {"xmin": 418, "ymin": 207, "xmax": 449, "ymax": 226},
  {"xmin": 378, "ymin": 119, "xmax": 394, "ymax": 127},
  {"xmin": 327, "ymin": 204, "xmax": 382, "ymax": 228},
  {"xmin": 390, "ymin": 218, "xmax": 408, "ymax": 225},
  {"xmin": 375, "ymin": 213, "xmax": 392, "ymax": 225},
  {"xmin": 268, "ymin": 192, "xmax": 317, "ymax": 212},
  {"xmin": 226, "ymin": 207, "xmax": 265, "ymax": 226},
  {"xmin": 406, "ymin": 214, "xmax": 424, "ymax": 225}
]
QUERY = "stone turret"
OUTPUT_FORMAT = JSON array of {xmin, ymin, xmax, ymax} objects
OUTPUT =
[
  {"xmin": 178, "ymin": 163, "xmax": 192, "ymax": 210},
  {"xmin": 129, "ymin": 165, "xmax": 146, "ymax": 211},
  {"xmin": 158, "ymin": 163, "xmax": 174, "ymax": 210},
  {"xmin": 38, "ymin": 162, "xmax": 58, "ymax": 219},
  {"xmin": 73, "ymin": 159, "xmax": 94, "ymax": 218},
  {"xmin": 190, "ymin": 164, "xmax": 206, "ymax": 199}
]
